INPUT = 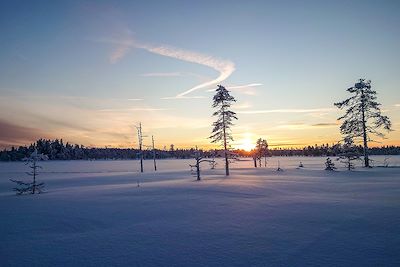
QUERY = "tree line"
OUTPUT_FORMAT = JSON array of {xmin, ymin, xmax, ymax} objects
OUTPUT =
[{"xmin": 1, "ymin": 138, "xmax": 399, "ymax": 162}]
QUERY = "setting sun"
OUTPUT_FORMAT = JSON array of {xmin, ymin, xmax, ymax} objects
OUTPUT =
[{"xmin": 235, "ymin": 138, "xmax": 255, "ymax": 151}]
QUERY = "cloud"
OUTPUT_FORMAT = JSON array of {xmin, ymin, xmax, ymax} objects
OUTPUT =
[
  {"xmin": 161, "ymin": 96, "xmax": 206, "ymax": 100},
  {"xmin": 138, "ymin": 44, "xmax": 235, "ymax": 97},
  {"xmin": 29, "ymin": 114, "xmax": 92, "ymax": 132},
  {"xmin": 98, "ymin": 108, "xmax": 168, "ymax": 112},
  {"xmin": 312, "ymin": 123, "xmax": 337, "ymax": 127},
  {"xmin": 100, "ymin": 38, "xmax": 235, "ymax": 97},
  {"xmin": 207, "ymin": 83, "xmax": 262, "ymax": 95},
  {"xmin": 127, "ymin": 98, "xmax": 144, "ymax": 101},
  {"xmin": 234, "ymin": 102, "xmax": 253, "ymax": 109},
  {"xmin": 140, "ymin": 72, "xmax": 182, "ymax": 77},
  {"xmin": 268, "ymin": 143, "xmax": 306, "ymax": 147},
  {"xmin": 0, "ymin": 119, "xmax": 49, "ymax": 148},
  {"xmin": 276, "ymin": 123, "xmax": 310, "ymax": 130},
  {"xmin": 237, "ymin": 108, "xmax": 334, "ymax": 114},
  {"xmin": 395, "ymin": 104, "xmax": 400, "ymax": 107},
  {"xmin": 228, "ymin": 83, "xmax": 263, "ymax": 89},
  {"xmin": 109, "ymin": 43, "xmax": 131, "ymax": 64}
]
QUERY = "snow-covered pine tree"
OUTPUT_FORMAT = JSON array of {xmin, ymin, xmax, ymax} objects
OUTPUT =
[
  {"xmin": 337, "ymin": 137, "xmax": 361, "ymax": 170},
  {"xmin": 10, "ymin": 149, "xmax": 48, "ymax": 195},
  {"xmin": 334, "ymin": 79, "xmax": 392, "ymax": 167},
  {"xmin": 325, "ymin": 157, "xmax": 336, "ymax": 171},
  {"xmin": 209, "ymin": 85, "xmax": 238, "ymax": 176}
]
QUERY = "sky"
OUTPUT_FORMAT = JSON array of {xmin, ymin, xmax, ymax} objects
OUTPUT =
[{"xmin": 0, "ymin": 0, "xmax": 399, "ymax": 150}]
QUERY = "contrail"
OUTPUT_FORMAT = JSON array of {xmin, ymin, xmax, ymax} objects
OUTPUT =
[{"xmin": 103, "ymin": 38, "xmax": 235, "ymax": 98}]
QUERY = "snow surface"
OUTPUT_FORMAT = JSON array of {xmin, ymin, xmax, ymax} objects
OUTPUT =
[{"xmin": 1, "ymin": 157, "xmax": 400, "ymax": 266}]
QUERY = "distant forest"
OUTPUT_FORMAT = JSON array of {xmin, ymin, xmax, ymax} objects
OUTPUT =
[{"xmin": 1, "ymin": 139, "xmax": 399, "ymax": 161}]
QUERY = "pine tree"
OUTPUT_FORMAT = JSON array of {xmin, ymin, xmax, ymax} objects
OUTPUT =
[
  {"xmin": 335, "ymin": 79, "xmax": 392, "ymax": 167},
  {"xmin": 325, "ymin": 157, "xmax": 336, "ymax": 171},
  {"xmin": 10, "ymin": 149, "xmax": 48, "ymax": 195},
  {"xmin": 337, "ymin": 137, "xmax": 361, "ymax": 170},
  {"xmin": 209, "ymin": 85, "xmax": 238, "ymax": 176}
]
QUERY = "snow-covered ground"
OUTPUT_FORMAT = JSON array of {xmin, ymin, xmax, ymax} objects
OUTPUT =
[{"xmin": 1, "ymin": 157, "xmax": 400, "ymax": 266}]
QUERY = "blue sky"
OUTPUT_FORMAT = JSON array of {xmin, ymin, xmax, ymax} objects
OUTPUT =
[{"xmin": 0, "ymin": 0, "xmax": 399, "ymax": 149}]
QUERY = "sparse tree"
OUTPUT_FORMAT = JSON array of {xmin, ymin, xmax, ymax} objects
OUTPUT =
[
  {"xmin": 152, "ymin": 135, "xmax": 157, "ymax": 171},
  {"xmin": 335, "ymin": 79, "xmax": 392, "ymax": 167},
  {"xmin": 325, "ymin": 157, "xmax": 336, "ymax": 171},
  {"xmin": 209, "ymin": 151, "xmax": 218, "ymax": 169},
  {"xmin": 210, "ymin": 85, "xmax": 238, "ymax": 176},
  {"xmin": 190, "ymin": 149, "xmax": 215, "ymax": 181},
  {"xmin": 255, "ymin": 138, "xmax": 268, "ymax": 167},
  {"xmin": 10, "ymin": 149, "xmax": 48, "ymax": 195},
  {"xmin": 337, "ymin": 137, "xmax": 361, "ymax": 170},
  {"xmin": 251, "ymin": 149, "xmax": 258, "ymax": 168}
]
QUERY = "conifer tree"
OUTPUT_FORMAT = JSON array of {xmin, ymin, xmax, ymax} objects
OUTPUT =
[
  {"xmin": 325, "ymin": 157, "xmax": 336, "ymax": 171},
  {"xmin": 10, "ymin": 149, "xmax": 48, "ymax": 195},
  {"xmin": 337, "ymin": 137, "xmax": 361, "ymax": 170},
  {"xmin": 335, "ymin": 79, "xmax": 392, "ymax": 167},
  {"xmin": 210, "ymin": 85, "xmax": 238, "ymax": 176}
]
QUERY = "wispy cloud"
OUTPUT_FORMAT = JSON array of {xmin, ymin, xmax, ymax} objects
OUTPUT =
[
  {"xmin": 276, "ymin": 123, "xmax": 310, "ymax": 130},
  {"xmin": 100, "ymin": 38, "xmax": 235, "ymax": 98},
  {"xmin": 234, "ymin": 102, "xmax": 253, "ymax": 109},
  {"xmin": 395, "ymin": 104, "xmax": 400, "ymax": 107},
  {"xmin": 109, "ymin": 43, "xmax": 131, "ymax": 64},
  {"xmin": 0, "ymin": 119, "xmax": 50, "ymax": 148},
  {"xmin": 268, "ymin": 143, "xmax": 306, "ymax": 147},
  {"xmin": 312, "ymin": 123, "xmax": 337, "ymax": 127},
  {"xmin": 207, "ymin": 83, "xmax": 262, "ymax": 95},
  {"xmin": 237, "ymin": 108, "xmax": 334, "ymax": 114},
  {"xmin": 140, "ymin": 72, "xmax": 182, "ymax": 77},
  {"xmin": 98, "ymin": 108, "xmax": 168, "ymax": 112},
  {"xmin": 161, "ymin": 95, "xmax": 206, "ymax": 100},
  {"xmin": 228, "ymin": 83, "xmax": 263, "ymax": 89},
  {"xmin": 127, "ymin": 98, "xmax": 144, "ymax": 101}
]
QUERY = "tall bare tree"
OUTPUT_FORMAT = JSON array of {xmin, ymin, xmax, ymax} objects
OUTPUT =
[
  {"xmin": 210, "ymin": 85, "xmax": 238, "ymax": 176},
  {"xmin": 335, "ymin": 79, "xmax": 392, "ymax": 167},
  {"xmin": 135, "ymin": 123, "xmax": 144, "ymax": 172},
  {"xmin": 152, "ymin": 135, "xmax": 157, "ymax": 171}
]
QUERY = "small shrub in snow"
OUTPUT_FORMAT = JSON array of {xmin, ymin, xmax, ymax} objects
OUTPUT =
[
  {"xmin": 276, "ymin": 161, "xmax": 283, "ymax": 171},
  {"xmin": 383, "ymin": 157, "xmax": 390, "ymax": 168},
  {"xmin": 209, "ymin": 159, "xmax": 217, "ymax": 169},
  {"xmin": 325, "ymin": 157, "xmax": 336, "ymax": 171}
]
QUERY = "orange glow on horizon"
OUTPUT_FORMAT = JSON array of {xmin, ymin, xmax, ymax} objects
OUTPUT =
[{"xmin": 233, "ymin": 138, "xmax": 256, "ymax": 152}]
